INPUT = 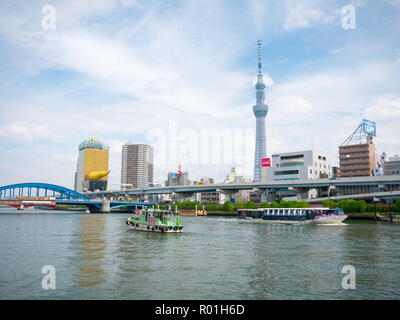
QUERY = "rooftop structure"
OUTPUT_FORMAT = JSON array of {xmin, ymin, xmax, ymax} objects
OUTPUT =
[{"xmin": 78, "ymin": 138, "xmax": 110, "ymax": 151}]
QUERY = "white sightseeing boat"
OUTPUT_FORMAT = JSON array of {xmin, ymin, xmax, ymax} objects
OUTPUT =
[{"xmin": 237, "ymin": 207, "xmax": 348, "ymax": 225}]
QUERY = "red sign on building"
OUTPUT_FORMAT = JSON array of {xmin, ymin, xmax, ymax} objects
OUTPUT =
[{"xmin": 262, "ymin": 158, "xmax": 271, "ymax": 167}]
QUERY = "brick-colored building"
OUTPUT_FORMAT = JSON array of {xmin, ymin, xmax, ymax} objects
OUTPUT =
[{"xmin": 338, "ymin": 135, "xmax": 377, "ymax": 177}]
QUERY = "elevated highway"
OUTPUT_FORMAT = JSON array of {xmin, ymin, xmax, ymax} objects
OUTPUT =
[
  {"xmin": 308, "ymin": 190, "xmax": 400, "ymax": 203},
  {"xmin": 87, "ymin": 175, "xmax": 400, "ymax": 203}
]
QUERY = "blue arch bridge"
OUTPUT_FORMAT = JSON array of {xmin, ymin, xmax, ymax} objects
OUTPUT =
[{"xmin": 0, "ymin": 183, "xmax": 154, "ymax": 213}]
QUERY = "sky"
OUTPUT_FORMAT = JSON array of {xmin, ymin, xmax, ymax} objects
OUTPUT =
[{"xmin": 0, "ymin": 0, "xmax": 399, "ymax": 189}]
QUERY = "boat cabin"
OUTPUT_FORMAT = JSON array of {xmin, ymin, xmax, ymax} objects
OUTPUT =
[{"xmin": 237, "ymin": 207, "xmax": 345, "ymax": 221}]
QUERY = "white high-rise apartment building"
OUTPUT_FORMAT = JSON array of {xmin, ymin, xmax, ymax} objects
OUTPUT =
[{"xmin": 121, "ymin": 143, "xmax": 153, "ymax": 189}]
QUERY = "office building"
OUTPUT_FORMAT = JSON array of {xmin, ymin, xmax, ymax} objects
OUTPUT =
[
  {"xmin": 166, "ymin": 166, "xmax": 189, "ymax": 186},
  {"xmin": 264, "ymin": 150, "xmax": 332, "ymax": 199},
  {"xmin": 75, "ymin": 138, "xmax": 110, "ymax": 193},
  {"xmin": 265, "ymin": 150, "xmax": 333, "ymax": 182},
  {"xmin": 224, "ymin": 167, "xmax": 251, "ymax": 203},
  {"xmin": 383, "ymin": 155, "xmax": 400, "ymax": 176},
  {"xmin": 121, "ymin": 143, "xmax": 153, "ymax": 189},
  {"xmin": 195, "ymin": 177, "xmax": 225, "ymax": 205},
  {"xmin": 338, "ymin": 135, "xmax": 377, "ymax": 177}
]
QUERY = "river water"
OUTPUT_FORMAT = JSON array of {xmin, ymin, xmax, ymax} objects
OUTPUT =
[{"xmin": 0, "ymin": 208, "xmax": 399, "ymax": 300}]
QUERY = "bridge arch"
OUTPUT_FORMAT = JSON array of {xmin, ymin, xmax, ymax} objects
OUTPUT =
[{"xmin": 0, "ymin": 183, "xmax": 90, "ymax": 201}]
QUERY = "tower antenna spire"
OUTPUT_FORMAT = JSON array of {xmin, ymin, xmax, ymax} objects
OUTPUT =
[{"xmin": 257, "ymin": 40, "xmax": 262, "ymax": 74}]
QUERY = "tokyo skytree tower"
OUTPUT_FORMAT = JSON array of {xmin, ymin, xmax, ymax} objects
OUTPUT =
[{"xmin": 253, "ymin": 40, "xmax": 269, "ymax": 181}]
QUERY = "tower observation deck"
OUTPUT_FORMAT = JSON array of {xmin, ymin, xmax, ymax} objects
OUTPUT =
[{"xmin": 253, "ymin": 40, "xmax": 269, "ymax": 181}]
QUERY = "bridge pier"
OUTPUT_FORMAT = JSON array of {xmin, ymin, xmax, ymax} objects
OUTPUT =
[
  {"xmin": 287, "ymin": 187, "xmax": 310, "ymax": 200},
  {"xmin": 217, "ymin": 189, "xmax": 238, "ymax": 202},
  {"xmin": 172, "ymin": 192, "xmax": 194, "ymax": 201},
  {"xmin": 129, "ymin": 194, "xmax": 140, "ymax": 202},
  {"xmin": 260, "ymin": 188, "xmax": 278, "ymax": 202},
  {"xmin": 88, "ymin": 200, "xmax": 110, "ymax": 213}
]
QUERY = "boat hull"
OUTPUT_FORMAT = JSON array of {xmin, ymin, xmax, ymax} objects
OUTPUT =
[
  {"xmin": 238, "ymin": 215, "xmax": 347, "ymax": 225},
  {"xmin": 127, "ymin": 221, "xmax": 183, "ymax": 233},
  {"xmin": 238, "ymin": 218, "xmax": 313, "ymax": 225},
  {"xmin": 179, "ymin": 210, "xmax": 207, "ymax": 216},
  {"xmin": 376, "ymin": 213, "xmax": 400, "ymax": 223},
  {"xmin": 312, "ymin": 215, "xmax": 348, "ymax": 224}
]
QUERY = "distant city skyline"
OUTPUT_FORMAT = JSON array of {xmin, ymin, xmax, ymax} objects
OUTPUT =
[{"xmin": 0, "ymin": 0, "xmax": 399, "ymax": 189}]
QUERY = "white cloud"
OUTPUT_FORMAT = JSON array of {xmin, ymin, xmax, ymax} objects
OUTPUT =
[
  {"xmin": 283, "ymin": 0, "xmax": 339, "ymax": 31},
  {"xmin": 0, "ymin": 124, "xmax": 54, "ymax": 141},
  {"xmin": 364, "ymin": 95, "xmax": 400, "ymax": 154}
]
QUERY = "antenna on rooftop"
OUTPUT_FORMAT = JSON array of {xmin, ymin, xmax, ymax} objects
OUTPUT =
[{"xmin": 341, "ymin": 119, "xmax": 377, "ymax": 145}]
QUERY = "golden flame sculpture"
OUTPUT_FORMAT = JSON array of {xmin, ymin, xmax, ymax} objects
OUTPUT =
[{"xmin": 88, "ymin": 170, "xmax": 110, "ymax": 181}]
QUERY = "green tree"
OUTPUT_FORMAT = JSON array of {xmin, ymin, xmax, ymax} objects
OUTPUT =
[
  {"xmin": 298, "ymin": 200, "xmax": 310, "ymax": 208},
  {"xmin": 392, "ymin": 199, "xmax": 400, "ymax": 212},
  {"xmin": 359, "ymin": 200, "xmax": 367, "ymax": 213},
  {"xmin": 260, "ymin": 201, "xmax": 270, "ymax": 208},
  {"xmin": 235, "ymin": 201, "xmax": 245, "ymax": 209},
  {"xmin": 205, "ymin": 204, "xmax": 220, "ymax": 212},
  {"xmin": 270, "ymin": 201, "xmax": 280, "ymax": 208},
  {"xmin": 321, "ymin": 199, "xmax": 337, "ymax": 208},
  {"xmin": 279, "ymin": 200, "xmax": 289, "ymax": 208},
  {"xmin": 287, "ymin": 200, "xmax": 299, "ymax": 208},
  {"xmin": 246, "ymin": 201, "xmax": 255, "ymax": 209},
  {"xmin": 222, "ymin": 200, "xmax": 235, "ymax": 212}
]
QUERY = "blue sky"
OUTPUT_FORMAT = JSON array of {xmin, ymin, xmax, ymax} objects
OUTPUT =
[{"xmin": 0, "ymin": 0, "xmax": 399, "ymax": 188}]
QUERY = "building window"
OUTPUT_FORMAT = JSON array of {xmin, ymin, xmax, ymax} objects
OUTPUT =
[
  {"xmin": 274, "ymin": 170, "xmax": 299, "ymax": 176},
  {"xmin": 281, "ymin": 155, "xmax": 304, "ymax": 160}
]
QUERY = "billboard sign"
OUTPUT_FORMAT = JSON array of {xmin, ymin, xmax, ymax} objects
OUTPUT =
[
  {"xmin": 262, "ymin": 158, "xmax": 271, "ymax": 167},
  {"xmin": 362, "ymin": 119, "xmax": 376, "ymax": 136}
]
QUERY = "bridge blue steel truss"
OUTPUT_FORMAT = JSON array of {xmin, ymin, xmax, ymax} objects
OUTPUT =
[
  {"xmin": 0, "ymin": 183, "xmax": 155, "ymax": 210},
  {"xmin": 0, "ymin": 182, "xmax": 90, "ymax": 200}
]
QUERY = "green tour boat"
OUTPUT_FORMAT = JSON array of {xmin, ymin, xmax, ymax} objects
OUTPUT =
[{"xmin": 126, "ymin": 208, "xmax": 184, "ymax": 233}]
